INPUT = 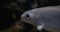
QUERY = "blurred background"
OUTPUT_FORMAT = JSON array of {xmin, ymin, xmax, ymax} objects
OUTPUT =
[{"xmin": 0, "ymin": 0, "xmax": 60, "ymax": 32}]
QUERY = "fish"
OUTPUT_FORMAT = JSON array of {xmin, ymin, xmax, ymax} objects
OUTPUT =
[{"xmin": 21, "ymin": 5, "xmax": 60, "ymax": 32}]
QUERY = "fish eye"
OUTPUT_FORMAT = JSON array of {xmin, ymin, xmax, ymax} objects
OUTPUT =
[{"xmin": 26, "ymin": 14, "xmax": 30, "ymax": 18}]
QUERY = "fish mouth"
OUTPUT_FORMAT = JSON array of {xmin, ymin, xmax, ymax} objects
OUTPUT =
[{"xmin": 21, "ymin": 19, "xmax": 37, "ymax": 26}]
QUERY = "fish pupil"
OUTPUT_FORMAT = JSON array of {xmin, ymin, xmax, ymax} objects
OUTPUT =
[{"xmin": 26, "ymin": 14, "xmax": 30, "ymax": 18}]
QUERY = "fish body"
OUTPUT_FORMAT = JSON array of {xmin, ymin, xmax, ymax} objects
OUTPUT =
[{"xmin": 21, "ymin": 6, "xmax": 60, "ymax": 32}]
